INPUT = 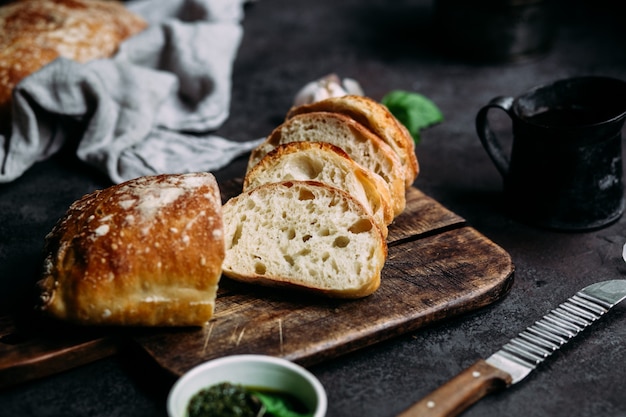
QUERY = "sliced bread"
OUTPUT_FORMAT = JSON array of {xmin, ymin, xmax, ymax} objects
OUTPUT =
[
  {"xmin": 244, "ymin": 142, "xmax": 393, "ymax": 236},
  {"xmin": 247, "ymin": 111, "xmax": 406, "ymax": 216},
  {"xmin": 222, "ymin": 180, "xmax": 387, "ymax": 298},
  {"xmin": 286, "ymin": 95, "xmax": 419, "ymax": 187}
]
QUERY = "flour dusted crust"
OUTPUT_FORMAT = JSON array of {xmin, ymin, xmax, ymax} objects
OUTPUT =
[
  {"xmin": 222, "ymin": 180, "xmax": 387, "ymax": 298},
  {"xmin": 248, "ymin": 111, "xmax": 406, "ymax": 216},
  {"xmin": 286, "ymin": 95, "xmax": 419, "ymax": 187},
  {"xmin": 244, "ymin": 142, "xmax": 393, "ymax": 237},
  {"xmin": 0, "ymin": 0, "xmax": 147, "ymax": 130},
  {"xmin": 37, "ymin": 173, "xmax": 224, "ymax": 326}
]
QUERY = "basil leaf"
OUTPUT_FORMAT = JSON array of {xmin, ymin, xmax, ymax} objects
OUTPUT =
[
  {"xmin": 251, "ymin": 391, "xmax": 313, "ymax": 417},
  {"xmin": 381, "ymin": 90, "xmax": 443, "ymax": 144}
]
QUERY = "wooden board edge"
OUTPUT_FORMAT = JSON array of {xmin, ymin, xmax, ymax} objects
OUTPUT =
[{"xmin": 0, "ymin": 334, "xmax": 121, "ymax": 389}]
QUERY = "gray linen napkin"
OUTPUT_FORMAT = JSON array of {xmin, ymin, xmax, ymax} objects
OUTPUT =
[{"xmin": 0, "ymin": 0, "xmax": 263, "ymax": 184}]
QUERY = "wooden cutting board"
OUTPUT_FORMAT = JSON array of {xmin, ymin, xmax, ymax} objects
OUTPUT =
[{"xmin": 0, "ymin": 182, "xmax": 514, "ymax": 387}]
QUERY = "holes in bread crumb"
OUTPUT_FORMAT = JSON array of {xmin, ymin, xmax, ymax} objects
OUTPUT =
[
  {"xmin": 299, "ymin": 157, "xmax": 323, "ymax": 178},
  {"xmin": 298, "ymin": 189, "xmax": 315, "ymax": 201},
  {"xmin": 321, "ymin": 252, "xmax": 330, "ymax": 261},
  {"xmin": 287, "ymin": 228, "xmax": 296, "ymax": 240},
  {"xmin": 268, "ymin": 132, "xmax": 281, "ymax": 145},
  {"xmin": 255, "ymin": 262, "xmax": 267, "ymax": 275},
  {"xmin": 333, "ymin": 236, "xmax": 350, "ymax": 248},
  {"xmin": 245, "ymin": 199, "xmax": 256, "ymax": 210},
  {"xmin": 319, "ymin": 228, "xmax": 330, "ymax": 236},
  {"xmin": 284, "ymin": 255, "xmax": 294, "ymax": 266},
  {"xmin": 230, "ymin": 224, "xmax": 243, "ymax": 247},
  {"xmin": 349, "ymin": 219, "xmax": 373, "ymax": 233},
  {"xmin": 302, "ymin": 234, "xmax": 312, "ymax": 242}
]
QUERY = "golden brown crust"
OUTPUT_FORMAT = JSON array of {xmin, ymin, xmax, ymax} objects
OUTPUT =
[
  {"xmin": 37, "ymin": 173, "xmax": 224, "ymax": 326},
  {"xmin": 0, "ymin": 0, "xmax": 147, "ymax": 131},
  {"xmin": 286, "ymin": 95, "xmax": 419, "ymax": 187}
]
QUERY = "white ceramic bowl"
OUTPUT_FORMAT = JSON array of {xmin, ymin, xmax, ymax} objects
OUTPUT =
[{"xmin": 167, "ymin": 354, "xmax": 327, "ymax": 417}]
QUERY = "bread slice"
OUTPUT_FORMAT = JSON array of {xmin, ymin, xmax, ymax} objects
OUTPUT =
[
  {"xmin": 244, "ymin": 142, "xmax": 393, "ymax": 237},
  {"xmin": 37, "ymin": 173, "xmax": 224, "ymax": 326},
  {"xmin": 222, "ymin": 180, "xmax": 387, "ymax": 298},
  {"xmin": 286, "ymin": 95, "xmax": 419, "ymax": 187},
  {"xmin": 247, "ymin": 111, "xmax": 406, "ymax": 216}
]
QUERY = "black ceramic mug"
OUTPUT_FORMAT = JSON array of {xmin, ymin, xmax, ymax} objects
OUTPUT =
[{"xmin": 476, "ymin": 76, "xmax": 626, "ymax": 231}]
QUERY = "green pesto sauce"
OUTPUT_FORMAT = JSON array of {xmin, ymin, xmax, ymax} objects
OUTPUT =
[{"xmin": 186, "ymin": 382, "xmax": 312, "ymax": 417}]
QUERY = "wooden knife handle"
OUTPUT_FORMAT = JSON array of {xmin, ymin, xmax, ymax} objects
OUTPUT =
[{"xmin": 397, "ymin": 359, "xmax": 513, "ymax": 417}]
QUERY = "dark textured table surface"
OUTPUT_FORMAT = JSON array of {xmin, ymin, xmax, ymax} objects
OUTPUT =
[{"xmin": 1, "ymin": 0, "xmax": 625, "ymax": 416}]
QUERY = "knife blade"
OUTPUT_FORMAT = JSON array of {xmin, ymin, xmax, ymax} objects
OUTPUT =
[{"xmin": 396, "ymin": 279, "xmax": 626, "ymax": 417}]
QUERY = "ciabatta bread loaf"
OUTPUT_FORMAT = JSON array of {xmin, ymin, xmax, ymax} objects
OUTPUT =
[
  {"xmin": 222, "ymin": 180, "xmax": 387, "ymax": 298},
  {"xmin": 248, "ymin": 111, "xmax": 406, "ymax": 216},
  {"xmin": 244, "ymin": 142, "xmax": 393, "ymax": 237},
  {"xmin": 37, "ymin": 173, "xmax": 224, "ymax": 326},
  {"xmin": 0, "ymin": 0, "xmax": 147, "ymax": 131},
  {"xmin": 286, "ymin": 95, "xmax": 419, "ymax": 187}
]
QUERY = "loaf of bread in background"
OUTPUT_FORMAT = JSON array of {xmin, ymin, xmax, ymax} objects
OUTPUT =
[
  {"xmin": 0, "ymin": 0, "xmax": 147, "ymax": 132},
  {"xmin": 244, "ymin": 142, "xmax": 393, "ymax": 237},
  {"xmin": 286, "ymin": 95, "xmax": 419, "ymax": 187},
  {"xmin": 222, "ymin": 180, "xmax": 387, "ymax": 298},
  {"xmin": 247, "ymin": 111, "xmax": 406, "ymax": 216},
  {"xmin": 37, "ymin": 173, "xmax": 224, "ymax": 326}
]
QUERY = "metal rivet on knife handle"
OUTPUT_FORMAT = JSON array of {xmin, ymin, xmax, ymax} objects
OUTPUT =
[{"xmin": 396, "ymin": 280, "xmax": 626, "ymax": 417}]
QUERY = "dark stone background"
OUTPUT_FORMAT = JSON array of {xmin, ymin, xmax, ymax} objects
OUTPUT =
[{"xmin": 1, "ymin": 0, "xmax": 625, "ymax": 416}]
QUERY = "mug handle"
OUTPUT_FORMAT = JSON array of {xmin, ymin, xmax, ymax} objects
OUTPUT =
[{"xmin": 475, "ymin": 96, "xmax": 515, "ymax": 178}]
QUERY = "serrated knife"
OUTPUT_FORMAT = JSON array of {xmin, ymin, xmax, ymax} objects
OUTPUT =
[{"xmin": 396, "ymin": 279, "xmax": 626, "ymax": 417}]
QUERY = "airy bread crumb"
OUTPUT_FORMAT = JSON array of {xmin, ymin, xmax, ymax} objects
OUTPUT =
[
  {"xmin": 222, "ymin": 180, "xmax": 387, "ymax": 298},
  {"xmin": 244, "ymin": 141, "xmax": 393, "ymax": 237}
]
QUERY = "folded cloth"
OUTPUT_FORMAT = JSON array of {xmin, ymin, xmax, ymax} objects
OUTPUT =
[{"xmin": 0, "ymin": 0, "xmax": 264, "ymax": 184}]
